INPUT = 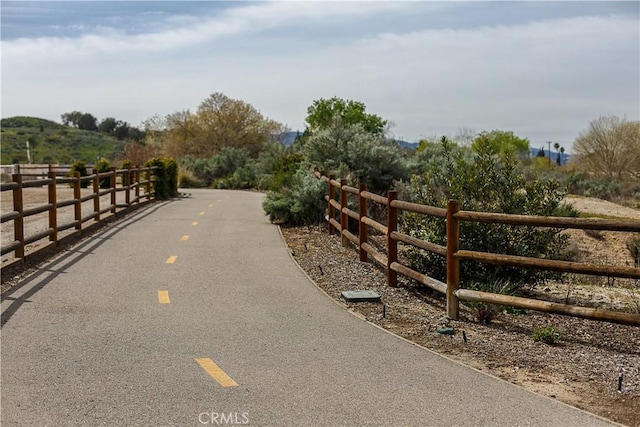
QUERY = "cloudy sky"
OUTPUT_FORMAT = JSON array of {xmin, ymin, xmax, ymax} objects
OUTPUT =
[{"xmin": 2, "ymin": 1, "xmax": 638, "ymax": 152}]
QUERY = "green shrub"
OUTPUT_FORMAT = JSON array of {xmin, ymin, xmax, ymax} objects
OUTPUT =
[
  {"xmin": 271, "ymin": 152, "xmax": 305, "ymax": 190},
  {"xmin": 303, "ymin": 118, "xmax": 408, "ymax": 194},
  {"xmin": 552, "ymin": 202, "xmax": 579, "ymax": 218},
  {"xmin": 178, "ymin": 147, "xmax": 252, "ymax": 187},
  {"xmin": 146, "ymin": 157, "xmax": 178, "ymax": 199},
  {"xmin": 464, "ymin": 280, "xmax": 523, "ymax": 324},
  {"xmin": 532, "ymin": 324, "xmax": 562, "ymax": 344},
  {"xmin": 403, "ymin": 137, "xmax": 570, "ymax": 290},
  {"xmin": 120, "ymin": 159, "xmax": 135, "ymax": 187},
  {"xmin": 178, "ymin": 169, "xmax": 204, "ymax": 188},
  {"xmin": 69, "ymin": 160, "xmax": 89, "ymax": 188},
  {"xmin": 94, "ymin": 158, "xmax": 112, "ymax": 188},
  {"xmin": 262, "ymin": 165, "xmax": 326, "ymax": 224}
]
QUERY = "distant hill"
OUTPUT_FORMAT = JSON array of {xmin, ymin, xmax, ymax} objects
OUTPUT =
[
  {"xmin": 279, "ymin": 131, "xmax": 300, "ymax": 146},
  {"xmin": 1, "ymin": 116, "xmax": 124, "ymax": 164}
]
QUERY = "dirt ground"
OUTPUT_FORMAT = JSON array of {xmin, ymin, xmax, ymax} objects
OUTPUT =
[
  {"xmin": 1, "ymin": 185, "xmax": 143, "ymax": 266},
  {"xmin": 281, "ymin": 195, "xmax": 640, "ymax": 427},
  {"xmin": 2, "ymin": 189, "xmax": 639, "ymax": 425}
]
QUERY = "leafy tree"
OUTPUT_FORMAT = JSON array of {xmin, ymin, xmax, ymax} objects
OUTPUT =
[
  {"xmin": 99, "ymin": 117, "xmax": 118, "ymax": 134},
  {"xmin": 573, "ymin": 115, "xmax": 640, "ymax": 179},
  {"xmin": 471, "ymin": 130, "xmax": 530, "ymax": 158},
  {"xmin": 163, "ymin": 93, "xmax": 287, "ymax": 159},
  {"xmin": 61, "ymin": 111, "xmax": 83, "ymax": 127},
  {"xmin": 127, "ymin": 127, "xmax": 146, "ymax": 143},
  {"xmin": 403, "ymin": 137, "xmax": 571, "ymax": 290},
  {"xmin": 62, "ymin": 112, "xmax": 98, "ymax": 131},
  {"xmin": 305, "ymin": 97, "xmax": 387, "ymax": 136},
  {"xmin": 113, "ymin": 121, "xmax": 130, "ymax": 140},
  {"xmin": 537, "ymin": 147, "xmax": 545, "ymax": 157}
]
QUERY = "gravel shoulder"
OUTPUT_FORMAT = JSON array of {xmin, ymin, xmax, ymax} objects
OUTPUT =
[{"xmin": 281, "ymin": 195, "xmax": 640, "ymax": 427}]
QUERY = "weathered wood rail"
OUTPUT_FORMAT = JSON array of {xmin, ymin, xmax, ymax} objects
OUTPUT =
[
  {"xmin": 315, "ymin": 171, "xmax": 640, "ymax": 327},
  {"xmin": 1, "ymin": 166, "xmax": 156, "ymax": 266}
]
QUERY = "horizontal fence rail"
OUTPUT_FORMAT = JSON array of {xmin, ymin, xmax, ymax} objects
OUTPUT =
[
  {"xmin": 1, "ymin": 166, "xmax": 156, "ymax": 264},
  {"xmin": 314, "ymin": 170, "xmax": 640, "ymax": 327}
]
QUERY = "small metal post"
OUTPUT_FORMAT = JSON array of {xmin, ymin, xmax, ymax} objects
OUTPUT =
[{"xmin": 618, "ymin": 373, "xmax": 623, "ymax": 392}]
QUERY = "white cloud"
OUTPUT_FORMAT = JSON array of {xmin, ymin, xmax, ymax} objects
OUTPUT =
[{"xmin": 1, "ymin": 2, "xmax": 638, "ymax": 152}]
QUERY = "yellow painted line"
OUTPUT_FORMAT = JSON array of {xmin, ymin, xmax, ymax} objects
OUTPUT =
[
  {"xmin": 208, "ymin": 204, "xmax": 214, "ymax": 207},
  {"xmin": 181, "ymin": 235, "xmax": 189, "ymax": 241},
  {"xmin": 158, "ymin": 290, "xmax": 170, "ymax": 304},
  {"xmin": 192, "ymin": 221, "xmax": 198, "ymax": 226},
  {"xmin": 199, "ymin": 211, "xmax": 206, "ymax": 216},
  {"xmin": 196, "ymin": 358, "xmax": 238, "ymax": 387},
  {"xmin": 166, "ymin": 255, "xmax": 177, "ymax": 264}
]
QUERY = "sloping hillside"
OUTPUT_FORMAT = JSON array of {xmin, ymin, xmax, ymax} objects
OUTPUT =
[{"xmin": 1, "ymin": 116, "xmax": 124, "ymax": 164}]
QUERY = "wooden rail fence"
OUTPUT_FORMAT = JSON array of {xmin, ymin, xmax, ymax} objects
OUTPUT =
[
  {"xmin": 1, "ymin": 166, "xmax": 156, "ymax": 265},
  {"xmin": 314, "ymin": 171, "xmax": 640, "ymax": 327}
]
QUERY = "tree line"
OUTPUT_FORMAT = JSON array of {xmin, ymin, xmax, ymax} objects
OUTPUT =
[{"xmin": 60, "ymin": 111, "xmax": 145, "ymax": 142}]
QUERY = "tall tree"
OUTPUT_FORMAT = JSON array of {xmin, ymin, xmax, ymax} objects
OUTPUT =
[
  {"xmin": 471, "ymin": 130, "xmax": 530, "ymax": 158},
  {"xmin": 99, "ymin": 117, "xmax": 118, "ymax": 134},
  {"xmin": 573, "ymin": 116, "xmax": 640, "ymax": 179},
  {"xmin": 162, "ymin": 93, "xmax": 286, "ymax": 159},
  {"xmin": 77, "ymin": 113, "xmax": 98, "ymax": 131},
  {"xmin": 61, "ymin": 111, "xmax": 83, "ymax": 127},
  {"xmin": 305, "ymin": 97, "xmax": 387, "ymax": 136}
]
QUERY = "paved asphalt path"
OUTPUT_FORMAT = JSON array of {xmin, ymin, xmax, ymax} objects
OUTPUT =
[{"xmin": 1, "ymin": 189, "xmax": 615, "ymax": 426}]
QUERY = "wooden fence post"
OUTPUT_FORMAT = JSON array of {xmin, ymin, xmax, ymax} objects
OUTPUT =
[
  {"xmin": 446, "ymin": 200, "xmax": 460, "ymax": 319},
  {"xmin": 125, "ymin": 167, "xmax": 131, "ymax": 207},
  {"xmin": 74, "ymin": 172, "xmax": 82, "ymax": 231},
  {"xmin": 135, "ymin": 167, "xmax": 141, "ymax": 203},
  {"xmin": 387, "ymin": 190, "xmax": 398, "ymax": 287},
  {"xmin": 328, "ymin": 174, "xmax": 336, "ymax": 235},
  {"xmin": 12, "ymin": 174, "xmax": 25, "ymax": 258},
  {"xmin": 110, "ymin": 168, "xmax": 117, "ymax": 214},
  {"xmin": 358, "ymin": 183, "xmax": 368, "ymax": 262},
  {"xmin": 340, "ymin": 178, "xmax": 348, "ymax": 247},
  {"xmin": 145, "ymin": 167, "xmax": 152, "ymax": 200},
  {"xmin": 48, "ymin": 171, "xmax": 58, "ymax": 242},
  {"xmin": 92, "ymin": 168, "xmax": 100, "ymax": 221}
]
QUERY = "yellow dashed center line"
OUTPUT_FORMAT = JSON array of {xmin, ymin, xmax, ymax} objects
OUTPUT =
[
  {"xmin": 196, "ymin": 358, "xmax": 238, "ymax": 387},
  {"xmin": 199, "ymin": 211, "xmax": 206, "ymax": 216},
  {"xmin": 208, "ymin": 204, "xmax": 214, "ymax": 207},
  {"xmin": 166, "ymin": 255, "xmax": 177, "ymax": 264},
  {"xmin": 158, "ymin": 291, "xmax": 170, "ymax": 304},
  {"xmin": 181, "ymin": 235, "xmax": 189, "ymax": 241},
  {"xmin": 192, "ymin": 221, "xmax": 198, "ymax": 226}
]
